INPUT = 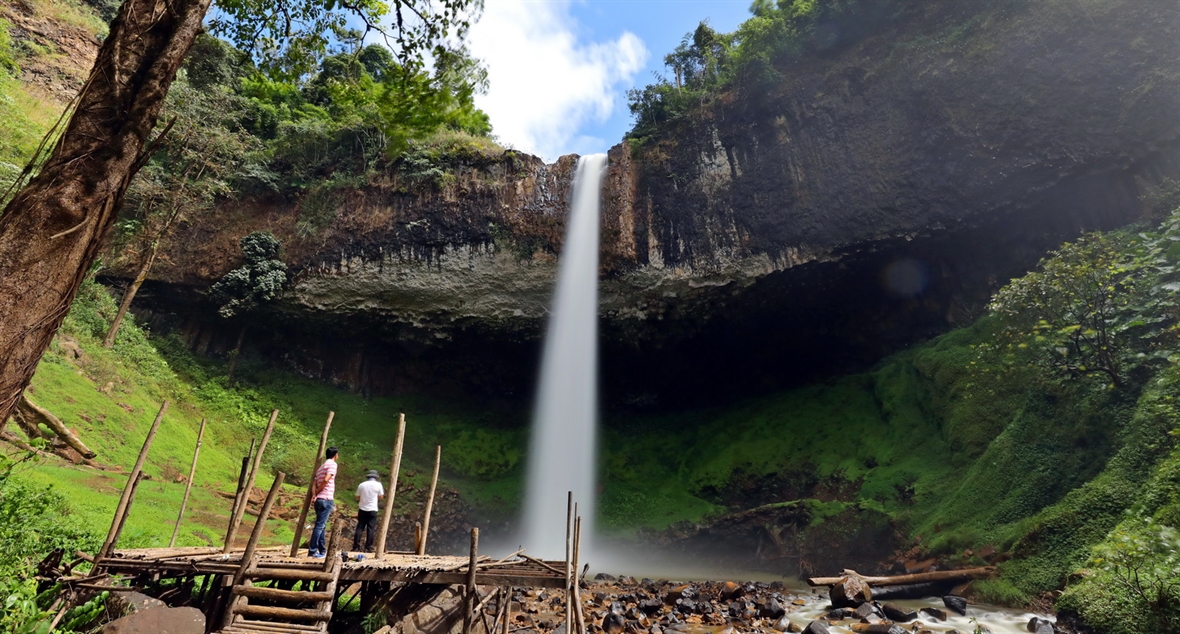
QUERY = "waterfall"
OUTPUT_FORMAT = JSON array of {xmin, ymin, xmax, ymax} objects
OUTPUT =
[{"xmin": 523, "ymin": 154, "xmax": 608, "ymax": 558}]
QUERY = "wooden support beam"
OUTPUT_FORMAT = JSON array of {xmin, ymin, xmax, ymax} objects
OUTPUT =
[
  {"xmin": 170, "ymin": 418, "xmax": 206, "ymax": 548},
  {"xmin": 232, "ymin": 605, "xmax": 332, "ymax": 622},
  {"xmin": 324, "ymin": 511, "xmax": 344, "ymax": 571},
  {"xmin": 99, "ymin": 400, "xmax": 167, "ymax": 561},
  {"xmin": 290, "ymin": 411, "xmax": 334, "ymax": 557},
  {"xmin": 232, "ymin": 585, "xmax": 334, "ymax": 603},
  {"xmin": 224, "ymin": 410, "xmax": 279, "ymax": 552},
  {"xmin": 243, "ymin": 567, "xmax": 336, "ymax": 583},
  {"xmin": 375, "ymin": 412, "xmax": 406, "ymax": 558},
  {"xmin": 416, "ymin": 445, "xmax": 441, "ymax": 556},
  {"xmin": 463, "ymin": 527, "xmax": 479, "ymax": 634}
]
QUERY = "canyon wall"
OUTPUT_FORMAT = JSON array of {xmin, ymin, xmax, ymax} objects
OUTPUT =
[{"xmin": 134, "ymin": 0, "xmax": 1180, "ymax": 406}]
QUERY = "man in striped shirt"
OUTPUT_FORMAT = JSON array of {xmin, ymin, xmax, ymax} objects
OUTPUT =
[{"xmin": 308, "ymin": 446, "xmax": 339, "ymax": 558}]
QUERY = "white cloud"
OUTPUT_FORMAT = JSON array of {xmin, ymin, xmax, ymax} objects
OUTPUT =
[{"xmin": 467, "ymin": 0, "xmax": 648, "ymax": 162}]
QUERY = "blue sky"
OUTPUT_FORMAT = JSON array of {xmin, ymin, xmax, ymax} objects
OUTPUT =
[{"xmin": 466, "ymin": 0, "xmax": 753, "ymax": 161}]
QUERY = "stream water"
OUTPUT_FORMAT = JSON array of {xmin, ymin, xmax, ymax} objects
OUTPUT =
[{"xmin": 522, "ymin": 153, "xmax": 609, "ymax": 559}]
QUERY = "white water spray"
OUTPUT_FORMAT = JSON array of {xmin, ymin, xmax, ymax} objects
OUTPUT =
[{"xmin": 523, "ymin": 154, "xmax": 608, "ymax": 558}]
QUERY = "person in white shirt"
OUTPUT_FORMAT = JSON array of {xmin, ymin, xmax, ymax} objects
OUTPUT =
[{"xmin": 353, "ymin": 469, "xmax": 385, "ymax": 551}]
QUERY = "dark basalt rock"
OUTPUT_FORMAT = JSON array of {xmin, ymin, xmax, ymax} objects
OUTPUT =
[
  {"xmin": 602, "ymin": 613, "xmax": 626, "ymax": 634},
  {"xmin": 943, "ymin": 595, "xmax": 968, "ymax": 616},
  {"xmin": 802, "ymin": 621, "xmax": 830, "ymax": 634},
  {"xmin": 880, "ymin": 603, "xmax": 918, "ymax": 622},
  {"xmin": 759, "ymin": 598, "xmax": 787, "ymax": 619},
  {"xmin": 920, "ymin": 607, "xmax": 947, "ymax": 621}
]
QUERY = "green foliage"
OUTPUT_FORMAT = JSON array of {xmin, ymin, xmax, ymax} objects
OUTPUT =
[
  {"xmin": 988, "ymin": 218, "xmax": 1180, "ymax": 389},
  {"xmin": 208, "ymin": 0, "xmax": 479, "ymax": 81},
  {"xmin": 627, "ymin": 0, "xmax": 902, "ymax": 139},
  {"xmin": 0, "ymin": 458, "xmax": 99, "ymax": 579},
  {"xmin": 209, "ymin": 232, "xmax": 289, "ymax": 318},
  {"xmin": 113, "ymin": 79, "xmax": 268, "ymax": 260}
]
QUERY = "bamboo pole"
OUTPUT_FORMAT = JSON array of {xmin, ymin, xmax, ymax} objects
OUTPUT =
[
  {"xmin": 108, "ymin": 472, "xmax": 144, "ymax": 553},
  {"xmin": 572, "ymin": 515, "xmax": 586, "ymax": 634},
  {"xmin": 290, "ymin": 411, "xmax": 334, "ymax": 557},
  {"xmin": 223, "ymin": 472, "xmax": 286, "ymax": 629},
  {"xmin": 463, "ymin": 527, "xmax": 479, "ymax": 634},
  {"xmin": 565, "ymin": 493, "xmax": 573, "ymax": 634},
  {"xmin": 224, "ymin": 409, "xmax": 279, "ymax": 552},
  {"xmin": 227, "ymin": 438, "xmax": 255, "ymax": 531},
  {"xmin": 374, "ymin": 413, "xmax": 407, "ymax": 558},
  {"xmin": 170, "ymin": 418, "xmax": 206, "ymax": 548},
  {"xmin": 415, "ymin": 445, "xmax": 441, "ymax": 556},
  {"xmin": 99, "ymin": 400, "xmax": 168, "ymax": 560},
  {"xmin": 502, "ymin": 587, "xmax": 511, "ymax": 634}
]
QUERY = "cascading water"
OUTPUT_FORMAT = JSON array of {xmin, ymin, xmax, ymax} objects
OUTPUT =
[{"xmin": 523, "ymin": 154, "xmax": 608, "ymax": 558}]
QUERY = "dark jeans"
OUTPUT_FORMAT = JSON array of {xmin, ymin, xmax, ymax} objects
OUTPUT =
[
  {"xmin": 353, "ymin": 509, "xmax": 378, "ymax": 551},
  {"xmin": 310, "ymin": 498, "xmax": 334, "ymax": 554}
]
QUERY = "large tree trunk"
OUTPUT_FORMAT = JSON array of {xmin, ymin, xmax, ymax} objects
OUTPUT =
[
  {"xmin": 103, "ymin": 240, "xmax": 160, "ymax": 348},
  {"xmin": 0, "ymin": 0, "xmax": 212, "ymax": 423}
]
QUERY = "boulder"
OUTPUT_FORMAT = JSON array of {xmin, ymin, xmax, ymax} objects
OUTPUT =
[
  {"xmin": 826, "ymin": 607, "xmax": 856, "ymax": 620},
  {"xmin": 942, "ymin": 595, "xmax": 968, "ymax": 616},
  {"xmin": 602, "ymin": 613, "xmax": 626, "ymax": 634},
  {"xmin": 880, "ymin": 603, "xmax": 918, "ymax": 622},
  {"xmin": 803, "ymin": 621, "xmax": 830, "ymax": 634},
  {"xmin": 850, "ymin": 625, "xmax": 907, "ymax": 634},
  {"xmin": 595, "ymin": 573, "xmax": 618, "ymax": 581},
  {"xmin": 720, "ymin": 581, "xmax": 743, "ymax": 600},
  {"xmin": 854, "ymin": 603, "xmax": 882, "ymax": 619},
  {"xmin": 920, "ymin": 607, "xmax": 947, "ymax": 621},
  {"xmin": 638, "ymin": 598, "xmax": 663, "ymax": 614},
  {"xmin": 101, "ymin": 607, "xmax": 203, "ymax": 634},
  {"xmin": 758, "ymin": 598, "xmax": 787, "ymax": 619},
  {"xmin": 773, "ymin": 616, "xmax": 794, "ymax": 631},
  {"xmin": 830, "ymin": 576, "xmax": 872, "ymax": 608},
  {"xmin": 108, "ymin": 591, "xmax": 165, "ymax": 615},
  {"xmin": 1028, "ymin": 617, "xmax": 1055, "ymax": 634}
]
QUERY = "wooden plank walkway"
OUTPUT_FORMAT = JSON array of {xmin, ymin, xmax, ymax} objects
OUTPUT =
[{"xmin": 99, "ymin": 546, "xmax": 568, "ymax": 589}]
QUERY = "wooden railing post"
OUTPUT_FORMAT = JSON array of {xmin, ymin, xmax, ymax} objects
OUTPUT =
[
  {"xmin": 224, "ymin": 409, "xmax": 279, "ymax": 552},
  {"xmin": 416, "ymin": 445, "xmax": 441, "ymax": 556},
  {"xmin": 463, "ymin": 527, "xmax": 479, "ymax": 634},
  {"xmin": 170, "ymin": 418, "xmax": 206, "ymax": 548},
  {"xmin": 374, "ymin": 413, "xmax": 407, "ymax": 558},
  {"xmin": 98, "ymin": 400, "xmax": 167, "ymax": 560},
  {"xmin": 290, "ymin": 411, "xmax": 334, "ymax": 557}
]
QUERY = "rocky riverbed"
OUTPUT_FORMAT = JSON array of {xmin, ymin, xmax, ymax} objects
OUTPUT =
[{"xmin": 506, "ymin": 576, "xmax": 1058, "ymax": 634}]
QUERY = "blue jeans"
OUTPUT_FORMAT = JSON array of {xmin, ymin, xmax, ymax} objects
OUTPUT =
[{"xmin": 310, "ymin": 498, "xmax": 334, "ymax": 554}]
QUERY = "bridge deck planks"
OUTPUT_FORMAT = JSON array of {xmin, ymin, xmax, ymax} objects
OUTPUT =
[{"xmin": 99, "ymin": 547, "xmax": 567, "ymax": 588}]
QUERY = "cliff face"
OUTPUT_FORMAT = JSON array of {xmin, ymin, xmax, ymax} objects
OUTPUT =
[{"xmin": 139, "ymin": 0, "xmax": 1180, "ymax": 405}]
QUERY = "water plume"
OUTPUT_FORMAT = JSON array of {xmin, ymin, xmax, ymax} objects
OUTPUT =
[{"xmin": 523, "ymin": 153, "xmax": 608, "ymax": 558}]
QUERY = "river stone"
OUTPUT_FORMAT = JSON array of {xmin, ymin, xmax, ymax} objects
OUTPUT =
[
  {"xmin": 942, "ymin": 596, "xmax": 968, "ymax": 616},
  {"xmin": 720, "ymin": 581, "xmax": 743, "ymax": 600},
  {"xmin": 916, "ymin": 606, "xmax": 945, "ymax": 621},
  {"xmin": 639, "ymin": 598, "xmax": 663, "ymax": 614},
  {"xmin": 831, "ymin": 577, "xmax": 872, "ymax": 608},
  {"xmin": 759, "ymin": 598, "xmax": 787, "ymax": 618},
  {"xmin": 602, "ymin": 613, "xmax": 626, "ymax": 634},
  {"xmin": 1028, "ymin": 617, "xmax": 1055, "ymax": 634},
  {"xmin": 803, "ymin": 621, "xmax": 830, "ymax": 634},
  {"xmin": 773, "ymin": 616, "xmax": 794, "ymax": 632},
  {"xmin": 595, "ymin": 573, "xmax": 617, "ymax": 581},
  {"xmin": 881, "ymin": 603, "xmax": 918, "ymax": 622},
  {"xmin": 101, "ymin": 606, "xmax": 203, "ymax": 634},
  {"xmin": 854, "ymin": 602, "xmax": 881, "ymax": 619},
  {"xmin": 826, "ymin": 607, "xmax": 856, "ymax": 620}
]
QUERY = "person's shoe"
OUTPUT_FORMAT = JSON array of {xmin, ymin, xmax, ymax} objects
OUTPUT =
[{"xmin": 311, "ymin": 551, "xmax": 326, "ymax": 559}]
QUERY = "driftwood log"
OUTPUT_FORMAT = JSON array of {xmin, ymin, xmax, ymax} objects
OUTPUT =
[
  {"xmin": 810, "ymin": 567, "xmax": 995, "ymax": 608},
  {"xmin": 19, "ymin": 395, "xmax": 95, "ymax": 458},
  {"xmin": 808, "ymin": 567, "xmax": 995, "ymax": 587}
]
